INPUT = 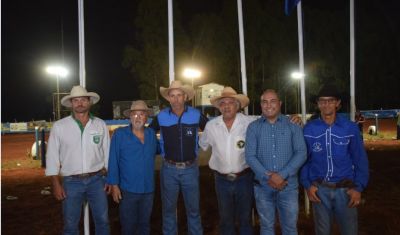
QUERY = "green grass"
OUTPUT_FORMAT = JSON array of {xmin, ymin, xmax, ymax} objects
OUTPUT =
[
  {"xmin": 363, "ymin": 131, "xmax": 397, "ymax": 141},
  {"xmin": 1, "ymin": 158, "xmax": 42, "ymax": 170}
]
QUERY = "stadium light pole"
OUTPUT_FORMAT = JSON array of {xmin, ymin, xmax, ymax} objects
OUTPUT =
[
  {"xmin": 291, "ymin": 71, "xmax": 305, "ymax": 114},
  {"xmin": 183, "ymin": 68, "xmax": 202, "ymax": 106},
  {"xmin": 46, "ymin": 65, "xmax": 68, "ymax": 120}
]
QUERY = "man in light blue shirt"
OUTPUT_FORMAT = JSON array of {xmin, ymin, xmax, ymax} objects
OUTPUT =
[
  {"xmin": 246, "ymin": 89, "xmax": 307, "ymax": 235},
  {"xmin": 107, "ymin": 100, "xmax": 158, "ymax": 235}
]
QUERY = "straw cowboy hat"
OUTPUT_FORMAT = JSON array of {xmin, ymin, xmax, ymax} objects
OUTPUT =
[
  {"xmin": 160, "ymin": 80, "xmax": 195, "ymax": 101},
  {"xmin": 123, "ymin": 100, "xmax": 152, "ymax": 118},
  {"xmin": 60, "ymin": 85, "xmax": 100, "ymax": 108},
  {"xmin": 210, "ymin": 87, "xmax": 249, "ymax": 109}
]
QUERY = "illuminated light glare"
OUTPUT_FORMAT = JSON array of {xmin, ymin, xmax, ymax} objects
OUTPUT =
[
  {"xmin": 46, "ymin": 66, "xmax": 69, "ymax": 78},
  {"xmin": 291, "ymin": 71, "xmax": 305, "ymax": 80},
  {"xmin": 182, "ymin": 68, "xmax": 201, "ymax": 79}
]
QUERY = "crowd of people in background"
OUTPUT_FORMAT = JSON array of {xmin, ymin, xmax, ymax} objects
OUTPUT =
[{"xmin": 46, "ymin": 81, "xmax": 370, "ymax": 235}]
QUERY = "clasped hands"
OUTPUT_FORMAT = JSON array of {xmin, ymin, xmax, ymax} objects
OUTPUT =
[{"xmin": 266, "ymin": 172, "xmax": 288, "ymax": 190}]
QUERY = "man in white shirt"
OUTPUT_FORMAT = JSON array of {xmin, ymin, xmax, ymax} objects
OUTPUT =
[
  {"xmin": 46, "ymin": 85, "xmax": 111, "ymax": 235},
  {"xmin": 199, "ymin": 87, "xmax": 256, "ymax": 235}
]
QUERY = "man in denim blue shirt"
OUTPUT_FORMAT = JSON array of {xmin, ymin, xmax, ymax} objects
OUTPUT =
[
  {"xmin": 246, "ymin": 89, "xmax": 307, "ymax": 235},
  {"xmin": 107, "ymin": 100, "xmax": 158, "ymax": 235},
  {"xmin": 300, "ymin": 84, "xmax": 369, "ymax": 235}
]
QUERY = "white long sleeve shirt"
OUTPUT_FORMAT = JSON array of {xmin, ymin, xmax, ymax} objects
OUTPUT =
[
  {"xmin": 45, "ymin": 115, "xmax": 110, "ymax": 176},
  {"xmin": 199, "ymin": 113, "xmax": 258, "ymax": 174}
]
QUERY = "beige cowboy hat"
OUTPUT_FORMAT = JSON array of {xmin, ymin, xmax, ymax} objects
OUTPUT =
[
  {"xmin": 160, "ymin": 80, "xmax": 195, "ymax": 101},
  {"xmin": 123, "ymin": 100, "xmax": 152, "ymax": 118},
  {"xmin": 60, "ymin": 85, "xmax": 100, "ymax": 108},
  {"xmin": 210, "ymin": 86, "xmax": 249, "ymax": 109}
]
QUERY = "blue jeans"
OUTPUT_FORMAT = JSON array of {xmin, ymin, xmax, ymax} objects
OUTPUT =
[
  {"xmin": 313, "ymin": 186, "xmax": 358, "ymax": 235},
  {"xmin": 119, "ymin": 190, "xmax": 154, "ymax": 235},
  {"xmin": 254, "ymin": 185, "xmax": 298, "ymax": 235},
  {"xmin": 160, "ymin": 161, "xmax": 203, "ymax": 235},
  {"xmin": 62, "ymin": 173, "xmax": 109, "ymax": 235},
  {"xmin": 214, "ymin": 171, "xmax": 254, "ymax": 235}
]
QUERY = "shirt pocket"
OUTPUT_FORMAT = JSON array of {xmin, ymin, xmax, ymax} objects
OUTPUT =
[
  {"xmin": 89, "ymin": 131, "xmax": 103, "ymax": 146},
  {"xmin": 332, "ymin": 136, "xmax": 350, "ymax": 156}
]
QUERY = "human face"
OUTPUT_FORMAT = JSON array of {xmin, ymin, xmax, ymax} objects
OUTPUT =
[
  {"xmin": 167, "ymin": 89, "xmax": 187, "ymax": 111},
  {"xmin": 260, "ymin": 91, "xmax": 282, "ymax": 122},
  {"xmin": 218, "ymin": 97, "xmax": 239, "ymax": 121},
  {"xmin": 317, "ymin": 97, "xmax": 340, "ymax": 117},
  {"xmin": 71, "ymin": 97, "xmax": 91, "ymax": 114},
  {"xmin": 130, "ymin": 110, "xmax": 148, "ymax": 130}
]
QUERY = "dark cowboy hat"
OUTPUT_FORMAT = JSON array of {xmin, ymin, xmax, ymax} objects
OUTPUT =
[{"xmin": 310, "ymin": 84, "xmax": 349, "ymax": 103}]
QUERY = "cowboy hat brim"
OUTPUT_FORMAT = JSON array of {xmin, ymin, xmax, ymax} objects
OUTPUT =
[
  {"xmin": 160, "ymin": 86, "xmax": 195, "ymax": 101},
  {"xmin": 210, "ymin": 94, "xmax": 249, "ymax": 109},
  {"xmin": 60, "ymin": 92, "xmax": 100, "ymax": 108}
]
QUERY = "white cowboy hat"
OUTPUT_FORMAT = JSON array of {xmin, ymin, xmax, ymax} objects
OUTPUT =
[
  {"xmin": 160, "ymin": 80, "xmax": 195, "ymax": 101},
  {"xmin": 210, "ymin": 86, "xmax": 249, "ymax": 109},
  {"xmin": 60, "ymin": 85, "xmax": 100, "ymax": 108},
  {"xmin": 123, "ymin": 100, "xmax": 152, "ymax": 118}
]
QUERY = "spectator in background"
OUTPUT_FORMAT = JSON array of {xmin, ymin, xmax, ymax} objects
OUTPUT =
[
  {"xmin": 355, "ymin": 110, "xmax": 365, "ymax": 138},
  {"xmin": 46, "ymin": 85, "xmax": 110, "ymax": 235},
  {"xmin": 300, "ymin": 84, "xmax": 369, "ymax": 235},
  {"xmin": 107, "ymin": 100, "xmax": 158, "ymax": 235}
]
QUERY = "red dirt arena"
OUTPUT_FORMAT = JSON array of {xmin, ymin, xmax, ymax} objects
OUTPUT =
[{"xmin": 2, "ymin": 118, "xmax": 399, "ymax": 235}]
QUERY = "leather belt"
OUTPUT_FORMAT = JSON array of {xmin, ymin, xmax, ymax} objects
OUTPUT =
[
  {"xmin": 69, "ymin": 169, "xmax": 104, "ymax": 178},
  {"xmin": 215, "ymin": 168, "xmax": 252, "ymax": 181},
  {"xmin": 313, "ymin": 179, "xmax": 356, "ymax": 189},
  {"xmin": 164, "ymin": 159, "xmax": 196, "ymax": 169}
]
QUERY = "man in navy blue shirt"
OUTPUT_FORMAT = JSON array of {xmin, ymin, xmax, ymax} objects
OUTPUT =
[
  {"xmin": 300, "ymin": 84, "xmax": 369, "ymax": 235},
  {"xmin": 107, "ymin": 100, "xmax": 158, "ymax": 235},
  {"xmin": 150, "ymin": 80, "xmax": 208, "ymax": 235}
]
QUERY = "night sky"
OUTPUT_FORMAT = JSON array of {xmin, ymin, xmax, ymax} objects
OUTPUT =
[{"xmin": 2, "ymin": 0, "xmax": 399, "ymax": 122}]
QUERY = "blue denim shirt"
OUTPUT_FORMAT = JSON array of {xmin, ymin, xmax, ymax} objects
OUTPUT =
[
  {"xmin": 245, "ymin": 114, "xmax": 307, "ymax": 189},
  {"xmin": 107, "ymin": 125, "xmax": 158, "ymax": 193},
  {"xmin": 300, "ymin": 115, "xmax": 369, "ymax": 192}
]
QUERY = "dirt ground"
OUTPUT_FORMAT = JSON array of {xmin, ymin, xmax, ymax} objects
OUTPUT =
[{"xmin": 2, "ymin": 118, "xmax": 400, "ymax": 235}]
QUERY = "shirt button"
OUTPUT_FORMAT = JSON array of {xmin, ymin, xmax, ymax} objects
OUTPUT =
[
  {"xmin": 272, "ymin": 135, "xmax": 274, "ymax": 137},
  {"xmin": 273, "ymin": 155, "xmax": 276, "ymax": 158}
]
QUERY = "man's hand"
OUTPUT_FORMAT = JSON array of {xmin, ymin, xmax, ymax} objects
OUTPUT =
[
  {"xmin": 111, "ymin": 185, "xmax": 122, "ymax": 203},
  {"xmin": 347, "ymin": 188, "xmax": 362, "ymax": 208},
  {"xmin": 104, "ymin": 183, "xmax": 113, "ymax": 194},
  {"xmin": 267, "ymin": 172, "xmax": 287, "ymax": 190},
  {"xmin": 51, "ymin": 176, "xmax": 66, "ymax": 201},
  {"xmin": 289, "ymin": 115, "xmax": 303, "ymax": 126},
  {"xmin": 306, "ymin": 185, "xmax": 321, "ymax": 203}
]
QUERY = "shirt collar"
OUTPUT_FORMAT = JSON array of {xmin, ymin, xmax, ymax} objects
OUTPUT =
[
  {"xmin": 168, "ymin": 105, "xmax": 189, "ymax": 115},
  {"xmin": 261, "ymin": 114, "xmax": 283, "ymax": 124}
]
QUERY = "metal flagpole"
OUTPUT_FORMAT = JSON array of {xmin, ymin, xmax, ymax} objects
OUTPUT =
[
  {"xmin": 296, "ymin": 1, "xmax": 310, "ymax": 217},
  {"xmin": 350, "ymin": 0, "xmax": 356, "ymax": 121},
  {"xmin": 237, "ymin": 0, "xmax": 248, "ymax": 114},
  {"xmin": 168, "ymin": 0, "xmax": 175, "ymax": 85},
  {"xmin": 78, "ymin": 0, "xmax": 89, "ymax": 234}
]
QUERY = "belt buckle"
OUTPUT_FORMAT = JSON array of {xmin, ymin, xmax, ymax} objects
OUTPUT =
[
  {"xmin": 175, "ymin": 162, "xmax": 186, "ymax": 169},
  {"xmin": 226, "ymin": 173, "xmax": 237, "ymax": 181},
  {"xmin": 80, "ymin": 173, "xmax": 90, "ymax": 178}
]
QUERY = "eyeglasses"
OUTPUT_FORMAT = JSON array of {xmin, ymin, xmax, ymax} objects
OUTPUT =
[{"xmin": 317, "ymin": 98, "xmax": 337, "ymax": 105}]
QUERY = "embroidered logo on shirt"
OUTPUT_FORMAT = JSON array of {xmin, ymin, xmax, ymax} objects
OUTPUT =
[
  {"xmin": 312, "ymin": 142, "xmax": 322, "ymax": 152},
  {"xmin": 93, "ymin": 135, "xmax": 101, "ymax": 144},
  {"xmin": 236, "ymin": 140, "xmax": 245, "ymax": 149},
  {"xmin": 184, "ymin": 127, "xmax": 194, "ymax": 137}
]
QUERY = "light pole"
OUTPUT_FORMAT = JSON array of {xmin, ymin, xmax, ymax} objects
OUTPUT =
[
  {"xmin": 291, "ymin": 71, "xmax": 304, "ymax": 114},
  {"xmin": 182, "ymin": 68, "xmax": 201, "ymax": 106},
  {"xmin": 46, "ymin": 65, "xmax": 68, "ymax": 120}
]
